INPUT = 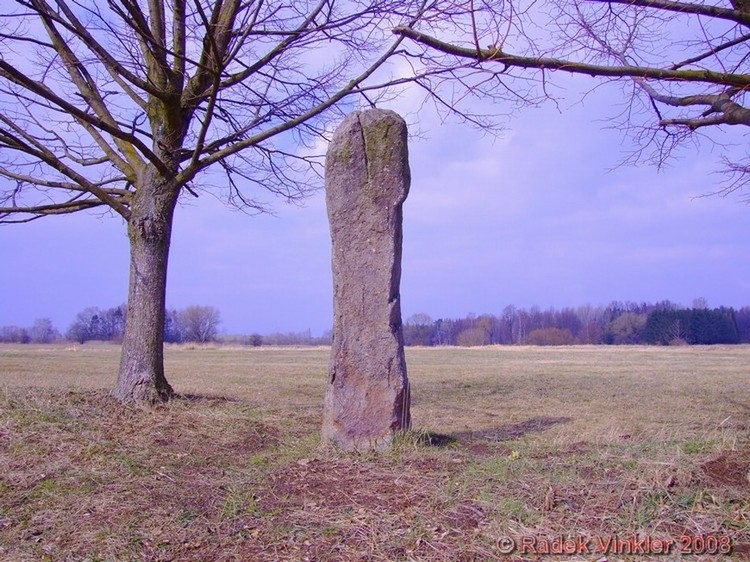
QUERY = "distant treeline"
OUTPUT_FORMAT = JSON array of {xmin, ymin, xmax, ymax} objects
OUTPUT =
[
  {"xmin": 402, "ymin": 301, "xmax": 750, "ymax": 346},
  {"xmin": 0, "ymin": 304, "xmax": 222, "ymax": 344},
  {"xmin": 2, "ymin": 300, "xmax": 749, "ymax": 347},
  {"xmin": 220, "ymin": 330, "xmax": 331, "ymax": 347}
]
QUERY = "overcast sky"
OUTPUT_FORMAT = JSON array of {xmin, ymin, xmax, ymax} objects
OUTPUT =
[{"xmin": 1, "ymin": 73, "xmax": 748, "ymax": 336}]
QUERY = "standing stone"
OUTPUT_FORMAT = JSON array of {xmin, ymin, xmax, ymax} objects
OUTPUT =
[{"xmin": 322, "ymin": 109, "xmax": 411, "ymax": 451}]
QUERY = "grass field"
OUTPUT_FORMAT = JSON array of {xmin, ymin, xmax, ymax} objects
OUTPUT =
[{"xmin": 1, "ymin": 343, "xmax": 748, "ymax": 561}]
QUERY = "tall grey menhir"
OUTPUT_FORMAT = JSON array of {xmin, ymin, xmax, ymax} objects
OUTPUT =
[{"xmin": 322, "ymin": 109, "xmax": 411, "ymax": 451}]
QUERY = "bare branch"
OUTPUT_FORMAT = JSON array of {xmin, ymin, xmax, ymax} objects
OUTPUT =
[
  {"xmin": 637, "ymin": 80, "xmax": 750, "ymax": 126},
  {"xmin": 392, "ymin": 26, "xmax": 750, "ymax": 88},
  {"xmin": 592, "ymin": 0, "xmax": 750, "ymax": 27},
  {"xmin": 172, "ymin": 0, "xmax": 187, "ymax": 85},
  {"xmin": 180, "ymin": 32, "xmax": 409, "ymax": 182},
  {"xmin": 670, "ymin": 32, "xmax": 750, "ymax": 70},
  {"xmin": 24, "ymin": 0, "xmax": 157, "ymax": 103},
  {"xmin": 33, "ymin": 4, "xmax": 146, "ymax": 177},
  {"xmin": 0, "ymin": 58, "xmax": 165, "ymax": 174},
  {"xmin": 0, "ymin": 115, "xmax": 131, "ymax": 218},
  {"xmin": 0, "ymin": 197, "xmax": 106, "ymax": 222}
]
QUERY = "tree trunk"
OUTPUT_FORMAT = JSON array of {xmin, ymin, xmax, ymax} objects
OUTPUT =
[{"xmin": 112, "ymin": 174, "xmax": 178, "ymax": 404}]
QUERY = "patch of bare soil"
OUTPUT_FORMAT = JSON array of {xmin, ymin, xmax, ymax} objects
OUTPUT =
[
  {"xmin": 234, "ymin": 455, "xmax": 499, "ymax": 562},
  {"xmin": 702, "ymin": 449, "xmax": 750, "ymax": 488},
  {"xmin": 698, "ymin": 449, "xmax": 750, "ymax": 555}
]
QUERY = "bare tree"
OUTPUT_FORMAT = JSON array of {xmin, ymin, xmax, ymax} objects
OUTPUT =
[
  {"xmin": 178, "ymin": 305, "xmax": 221, "ymax": 343},
  {"xmin": 30, "ymin": 317, "xmax": 60, "ymax": 343},
  {"xmin": 65, "ymin": 306, "xmax": 100, "ymax": 344},
  {"xmin": 394, "ymin": 0, "xmax": 750, "ymax": 198},
  {"xmin": 0, "ymin": 0, "xmax": 514, "ymax": 403}
]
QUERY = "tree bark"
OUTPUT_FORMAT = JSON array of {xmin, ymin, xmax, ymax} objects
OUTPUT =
[{"xmin": 112, "ymin": 169, "xmax": 178, "ymax": 404}]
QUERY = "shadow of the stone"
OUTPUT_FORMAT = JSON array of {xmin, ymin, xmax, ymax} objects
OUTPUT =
[
  {"xmin": 416, "ymin": 432, "xmax": 459, "ymax": 447},
  {"xmin": 459, "ymin": 416, "xmax": 573, "ymax": 442},
  {"xmin": 417, "ymin": 416, "xmax": 572, "ymax": 448}
]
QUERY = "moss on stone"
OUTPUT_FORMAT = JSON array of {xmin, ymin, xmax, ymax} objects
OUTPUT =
[{"xmin": 362, "ymin": 118, "xmax": 398, "ymax": 174}]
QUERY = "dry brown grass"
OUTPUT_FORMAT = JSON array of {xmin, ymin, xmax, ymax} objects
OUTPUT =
[{"xmin": 1, "ymin": 343, "xmax": 749, "ymax": 561}]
